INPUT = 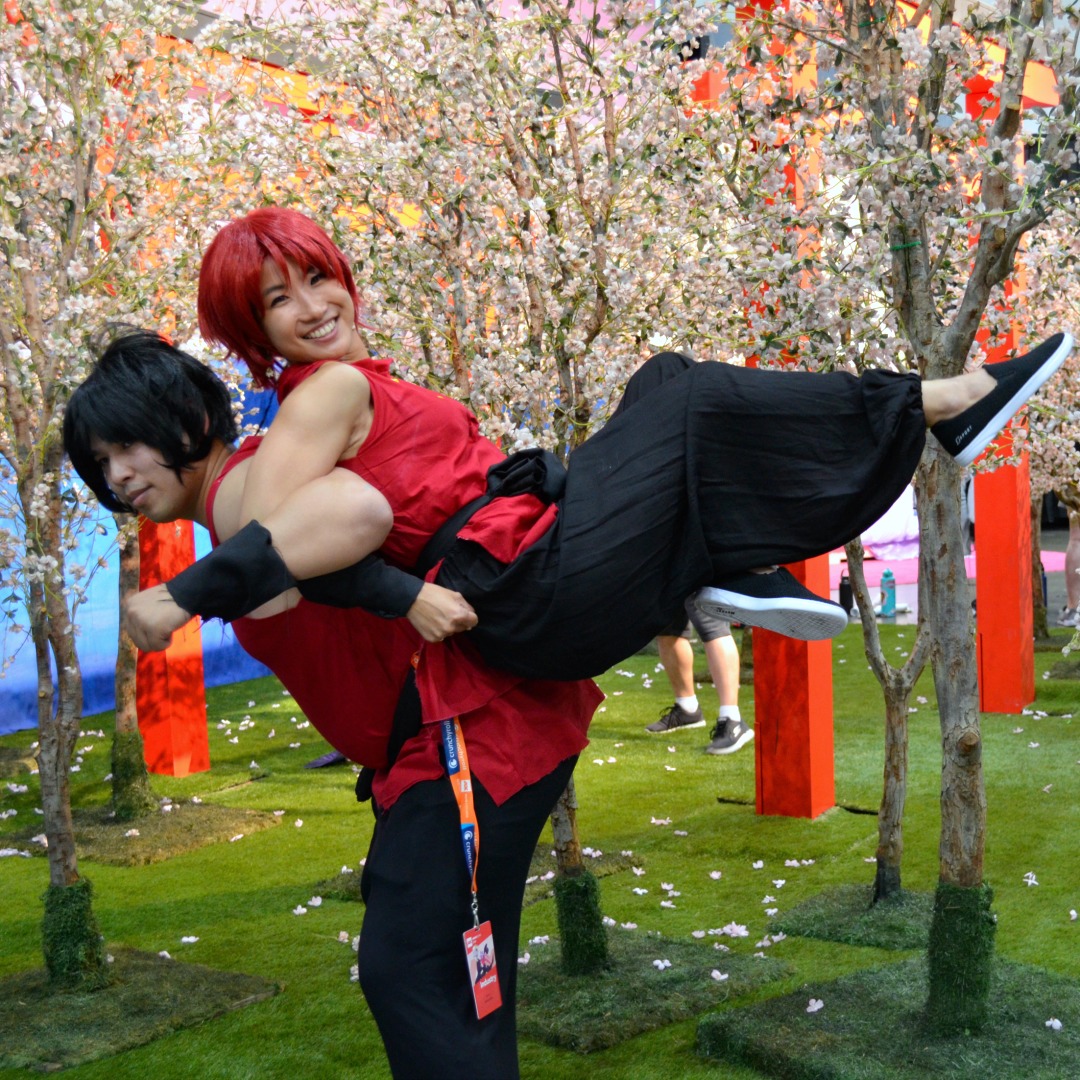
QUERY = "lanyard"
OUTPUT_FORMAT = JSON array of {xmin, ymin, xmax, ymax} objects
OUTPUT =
[{"xmin": 440, "ymin": 716, "xmax": 480, "ymax": 928}]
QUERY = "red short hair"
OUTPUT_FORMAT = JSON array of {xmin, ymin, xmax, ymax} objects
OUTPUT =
[{"xmin": 198, "ymin": 206, "xmax": 361, "ymax": 388}]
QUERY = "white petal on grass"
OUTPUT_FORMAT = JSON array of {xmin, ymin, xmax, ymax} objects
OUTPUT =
[
  {"xmin": 806, "ymin": 998, "xmax": 824, "ymax": 1013},
  {"xmin": 1046, "ymin": 1018, "xmax": 1063, "ymax": 1031},
  {"xmin": 711, "ymin": 970, "xmax": 729, "ymax": 982},
  {"xmin": 293, "ymin": 905, "xmax": 308, "ymax": 915},
  {"xmin": 181, "ymin": 936, "xmax": 199, "ymax": 944}
]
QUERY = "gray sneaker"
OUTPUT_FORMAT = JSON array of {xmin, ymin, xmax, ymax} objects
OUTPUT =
[
  {"xmin": 1058, "ymin": 606, "xmax": 1080, "ymax": 628},
  {"xmin": 705, "ymin": 719, "xmax": 755, "ymax": 755},
  {"xmin": 646, "ymin": 702, "xmax": 706, "ymax": 734}
]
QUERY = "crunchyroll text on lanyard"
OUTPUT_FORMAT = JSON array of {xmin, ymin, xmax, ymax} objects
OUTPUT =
[{"xmin": 441, "ymin": 716, "xmax": 502, "ymax": 1019}]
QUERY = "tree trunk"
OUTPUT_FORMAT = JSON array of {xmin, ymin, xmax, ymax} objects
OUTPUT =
[
  {"xmin": 550, "ymin": 775, "xmax": 608, "ymax": 974},
  {"xmin": 27, "ymin": 468, "xmax": 107, "ymax": 988},
  {"xmin": 873, "ymin": 692, "xmax": 909, "ymax": 903},
  {"xmin": 738, "ymin": 625, "xmax": 753, "ymax": 680},
  {"xmin": 916, "ymin": 451, "xmax": 994, "ymax": 1034},
  {"xmin": 1031, "ymin": 494, "xmax": 1049, "ymax": 640},
  {"xmin": 844, "ymin": 537, "xmax": 928, "ymax": 907},
  {"xmin": 111, "ymin": 526, "xmax": 157, "ymax": 822}
]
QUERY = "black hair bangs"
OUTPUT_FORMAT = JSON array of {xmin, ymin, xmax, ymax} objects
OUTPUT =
[{"xmin": 64, "ymin": 329, "xmax": 238, "ymax": 513}]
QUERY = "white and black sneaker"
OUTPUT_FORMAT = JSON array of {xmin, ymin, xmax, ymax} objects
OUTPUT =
[
  {"xmin": 646, "ymin": 702, "xmax": 706, "ymax": 733},
  {"xmin": 1058, "ymin": 606, "xmax": 1080, "ymax": 629},
  {"xmin": 930, "ymin": 332, "xmax": 1073, "ymax": 468},
  {"xmin": 695, "ymin": 568, "xmax": 848, "ymax": 641},
  {"xmin": 705, "ymin": 719, "xmax": 755, "ymax": 755}
]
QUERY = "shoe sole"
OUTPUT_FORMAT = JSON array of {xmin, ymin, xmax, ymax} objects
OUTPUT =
[
  {"xmin": 696, "ymin": 587, "xmax": 849, "ymax": 640},
  {"xmin": 645, "ymin": 719, "xmax": 707, "ymax": 733},
  {"xmin": 952, "ymin": 333, "xmax": 1073, "ymax": 468},
  {"xmin": 705, "ymin": 728, "xmax": 755, "ymax": 755}
]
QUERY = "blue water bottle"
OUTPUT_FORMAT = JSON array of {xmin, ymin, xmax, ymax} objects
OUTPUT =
[{"xmin": 879, "ymin": 568, "xmax": 896, "ymax": 617}]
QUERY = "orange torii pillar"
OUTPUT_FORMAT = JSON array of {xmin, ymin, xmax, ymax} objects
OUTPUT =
[
  {"xmin": 973, "ymin": 420, "xmax": 1035, "ymax": 713},
  {"xmin": 692, "ymin": 9, "xmax": 836, "ymax": 819},
  {"xmin": 136, "ymin": 521, "xmax": 209, "ymax": 776},
  {"xmin": 963, "ymin": 68, "xmax": 1047, "ymax": 715},
  {"xmin": 752, "ymin": 557, "xmax": 836, "ymax": 818}
]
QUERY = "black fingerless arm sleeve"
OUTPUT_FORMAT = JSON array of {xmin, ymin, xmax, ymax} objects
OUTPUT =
[
  {"xmin": 164, "ymin": 520, "xmax": 423, "ymax": 622},
  {"xmin": 297, "ymin": 557, "xmax": 423, "ymax": 619}
]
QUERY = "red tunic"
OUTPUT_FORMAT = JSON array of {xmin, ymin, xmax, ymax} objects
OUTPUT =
[{"xmin": 208, "ymin": 358, "xmax": 600, "ymax": 807}]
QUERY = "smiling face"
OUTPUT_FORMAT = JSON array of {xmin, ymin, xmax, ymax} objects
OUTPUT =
[
  {"xmin": 259, "ymin": 257, "xmax": 365, "ymax": 367},
  {"xmin": 89, "ymin": 437, "xmax": 198, "ymax": 523}
]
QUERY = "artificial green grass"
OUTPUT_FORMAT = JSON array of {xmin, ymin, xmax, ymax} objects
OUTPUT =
[
  {"xmin": 7, "ymin": 801, "xmax": 282, "ymax": 866},
  {"xmin": 772, "ymin": 884, "xmax": 933, "ymax": 951},
  {"xmin": 517, "ymin": 929, "xmax": 790, "ymax": 1052},
  {"xmin": 524, "ymin": 844, "xmax": 634, "ymax": 906},
  {"xmin": 0, "ymin": 623, "xmax": 1076, "ymax": 1080},
  {"xmin": 697, "ymin": 956, "xmax": 1080, "ymax": 1079},
  {"xmin": 0, "ymin": 947, "xmax": 280, "ymax": 1071}
]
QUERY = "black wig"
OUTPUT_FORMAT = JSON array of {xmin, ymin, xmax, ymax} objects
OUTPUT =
[{"xmin": 64, "ymin": 328, "xmax": 238, "ymax": 513}]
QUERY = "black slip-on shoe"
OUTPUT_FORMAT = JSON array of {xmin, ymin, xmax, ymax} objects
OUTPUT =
[
  {"xmin": 930, "ymin": 332, "xmax": 1073, "ymax": 467},
  {"xmin": 696, "ymin": 568, "xmax": 848, "ymax": 640}
]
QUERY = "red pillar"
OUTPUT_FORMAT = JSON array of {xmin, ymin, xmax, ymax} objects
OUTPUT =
[
  {"xmin": 135, "ymin": 521, "xmax": 209, "ymax": 776},
  {"xmin": 752, "ymin": 555, "xmax": 836, "ymax": 818},
  {"xmin": 974, "ymin": 444, "xmax": 1035, "ymax": 713}
]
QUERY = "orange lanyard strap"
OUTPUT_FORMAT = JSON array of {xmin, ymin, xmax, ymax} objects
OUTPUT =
[{"xmin": 440, "ymin": 717, "xmax": 480, "ymax": 927}]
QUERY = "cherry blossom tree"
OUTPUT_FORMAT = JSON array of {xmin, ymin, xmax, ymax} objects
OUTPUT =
[
  {"xmin": 1014, "ymin": 211, "xmax": 1080, "ymax": 635},
  {"xmin": 686, "ymin": 0, "xmax": 1080, "ymax": 1032},
  {"xmin": 0, "ymin": 0, "xmax": 252, "ymax": 986}
]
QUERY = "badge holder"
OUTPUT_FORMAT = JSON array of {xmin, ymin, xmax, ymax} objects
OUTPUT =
[{"xmin": 442, "ymin": 717, "xmax": 502, "ymax": 1020}]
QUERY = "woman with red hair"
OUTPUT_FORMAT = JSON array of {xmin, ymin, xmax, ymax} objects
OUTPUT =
[{"xmin": 127, "ymin": 203, "xmax": 1071, "ymax": 679}]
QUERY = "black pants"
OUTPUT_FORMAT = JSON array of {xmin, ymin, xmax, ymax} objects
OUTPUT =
[
  {"xmin": 441, "ymin": 354, "xmax": 926, "ymax": 679},
  {"xmin": 358, "ymin": 756, "xmax": 577, "ymax": 1080}
]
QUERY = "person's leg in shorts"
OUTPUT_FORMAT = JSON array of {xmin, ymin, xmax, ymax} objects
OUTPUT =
[{"xmin": 685, "ymin": 598, "xmax": 754, "ymax": 755}]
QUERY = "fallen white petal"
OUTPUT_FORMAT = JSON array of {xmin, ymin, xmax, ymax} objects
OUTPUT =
[{"xmin": 807, "ymin": 998, "xmax": 824, "ymax": 1013}]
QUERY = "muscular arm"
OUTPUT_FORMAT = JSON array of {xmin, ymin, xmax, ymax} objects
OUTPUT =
[
  {"xmin": 239, "ymin": 362, "xmax": 387, "ymax": 564},
  {"xmin": 125, "ymin": 400, "xmax": 478, "ymax": 650}
]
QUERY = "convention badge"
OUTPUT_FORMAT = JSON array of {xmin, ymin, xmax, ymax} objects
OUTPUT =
[{"xmin": 463, "ymin": 920, "xmax": 502, "ymax": 1019}]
